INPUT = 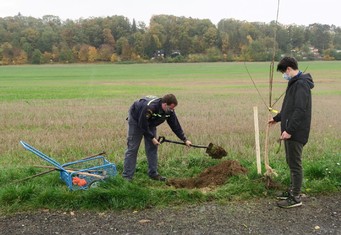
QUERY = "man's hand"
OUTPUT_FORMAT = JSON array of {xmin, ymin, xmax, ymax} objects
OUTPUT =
[
  {"xmin": 152, "ymin": 137, "xmax": 160, "ymax": 145},
  {"xmin": 185, "ymin": 140, "xmax": 192, "ymax": 147},
  {"xmin": 268, "ymin": 118, "xmax": 277, "ymax": 126},
  {"xmin": 281, "ymin": 131, "xmax": 291, "ymax": 140}
]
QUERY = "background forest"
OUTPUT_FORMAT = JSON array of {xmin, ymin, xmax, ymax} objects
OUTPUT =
[{"xmin": 1, "ymin": 14, "xmax": 340, "ymax": 65}]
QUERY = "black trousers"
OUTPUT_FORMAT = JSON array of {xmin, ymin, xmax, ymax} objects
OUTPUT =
[{"xmin": 284, "ymin": 140, "xmax": 304, "ymax": 196}]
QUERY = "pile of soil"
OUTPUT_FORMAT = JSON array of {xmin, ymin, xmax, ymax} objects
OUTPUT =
[{"xmin": 167, "ymin": 160, "xmax": 247, "ymax": 189}]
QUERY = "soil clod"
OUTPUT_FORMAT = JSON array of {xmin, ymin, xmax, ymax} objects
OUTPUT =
[{"xmin": 206, "ymin": 143, "xmax": 227, "ymax": 159}]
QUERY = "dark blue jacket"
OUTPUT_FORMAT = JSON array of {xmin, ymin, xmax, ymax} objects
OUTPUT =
[
  {"xmin": 273, "ymin": 72, "xmax": 314, "ymax": 145},
  {"xmin": 129, "ymin": 96, "xmax": 187, "ymax": 141}
]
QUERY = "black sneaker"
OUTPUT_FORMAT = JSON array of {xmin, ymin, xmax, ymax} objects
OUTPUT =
[
  {"xmin": 276, "ymin": 190, "xmax": 292, "ymax": 200},
  {"xmin": 277, "ymin": 195, "xmax": 302, "ymax": 208},
  {"xmin": 150, "ymin": 175, "xmax": 167, "ymax": 182}
]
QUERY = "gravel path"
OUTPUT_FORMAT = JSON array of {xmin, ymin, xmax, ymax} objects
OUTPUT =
[{"xmin": 1, "ymin": 193, "xmax": 340, "ymax": 235}]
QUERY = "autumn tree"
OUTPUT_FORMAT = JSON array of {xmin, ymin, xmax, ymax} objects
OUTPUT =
[
  {"xmin": 31, "ymin": 49, "xmax": 42, "ymax": 64},
  {"xmin": 103, "ymin": 28, "xmax": 115, "ymax": 47},
  {"xmin": 1, "ymin": 42, "xmax": 14, "ymax": 65},
  {"xmin": 98, "ymin": 44, "xmax": 114, "ymax": 61},
  {"xmin": 116, "ymin": 37, "xmax": 131, "ymax": 60},
  {"xmin": 88, "ymin": 46, "xmax": 98, "ymax": 62},
  {"xmin": 13, "ymin": 49, "xmax": 28, "ymax": 64},
  {"xmin": 78, "ymin": 44, "xmax": 90, "ymax": 62}
]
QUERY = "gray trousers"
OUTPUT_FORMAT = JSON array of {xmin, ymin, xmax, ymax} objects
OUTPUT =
[
  {"xmin": 284, "ymin": 140, "xmax": 304, "ymax": 196},
  {"xmin": 122, "ymin": 112, "xmax": 159, "ymax": 179}
]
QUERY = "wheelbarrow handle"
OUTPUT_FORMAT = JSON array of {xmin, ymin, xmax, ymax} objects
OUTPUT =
[{"xmin": 157, "ymin": 136, "xmax": 207, "ymax": 149}]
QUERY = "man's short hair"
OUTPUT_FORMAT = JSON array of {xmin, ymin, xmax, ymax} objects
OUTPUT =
[
  {"xmin": 277, "ymin": 57, "xmax": 298, "ymax": 73},
  {"xmin": 162, "ymin": 94, "xmax": 178, "ymax": 106}
]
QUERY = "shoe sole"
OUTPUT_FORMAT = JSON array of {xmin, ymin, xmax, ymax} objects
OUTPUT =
[
  {"xmin": 277, "ymin": 201, "xmax": 302, "ymax": 208},
  {"xmin": 150, "ymin": 176, "xmax": 167, "ymax": 181},
  {"xmin": 276, "ymin": 196, "xmax": 289, "ymax": 200}
]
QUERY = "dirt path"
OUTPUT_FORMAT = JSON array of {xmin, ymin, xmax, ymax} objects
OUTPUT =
[{"xmin": 1, "ymin": 193, "xmax": 340, "ymax": 235}]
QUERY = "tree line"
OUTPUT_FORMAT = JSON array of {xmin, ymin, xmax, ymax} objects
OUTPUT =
[{"xmin": 0, "ymin": 14, "xmax": 340, "ymax": 65}]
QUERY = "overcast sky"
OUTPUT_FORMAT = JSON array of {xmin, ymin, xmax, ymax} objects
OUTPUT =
[{"xmin": 0, "ymin": 0, "xmax": 339, "ymax": 26}]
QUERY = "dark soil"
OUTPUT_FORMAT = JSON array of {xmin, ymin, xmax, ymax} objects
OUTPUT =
[
  {"xmin": 206, "ymin": 143, "xmax": 227, "ymax": 159},
  {"xmin": 1, "ymin": 160, "xmax": 340, "ymax": 234},
  {"xmin": 167, "ymin": 160, "xmax": 247, "ymax": 189}
]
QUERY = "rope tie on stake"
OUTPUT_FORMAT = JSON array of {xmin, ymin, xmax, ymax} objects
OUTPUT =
[{"xmin": 268, "ymin": 107, "xmax": 279, "ymax": 114}]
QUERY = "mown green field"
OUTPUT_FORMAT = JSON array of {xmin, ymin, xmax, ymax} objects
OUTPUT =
[{"xmin": 0, "ymin": 62, "xmax": 340, "ymax": 213}]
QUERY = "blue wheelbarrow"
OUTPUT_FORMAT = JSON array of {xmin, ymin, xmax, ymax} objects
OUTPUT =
[{"xmin": 20, "ymin": 141, "xmax": 117, "ymax": 190}]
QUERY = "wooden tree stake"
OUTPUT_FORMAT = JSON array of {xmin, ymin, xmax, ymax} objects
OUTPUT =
[{"xmin": 253, "ymin": 106, "xmax": 262, "ymax": 174}]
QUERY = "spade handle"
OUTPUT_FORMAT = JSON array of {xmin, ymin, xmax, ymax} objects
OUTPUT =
[{"xmin": 157, "ymin": 136, "xmax": 207, "ymax": 149}]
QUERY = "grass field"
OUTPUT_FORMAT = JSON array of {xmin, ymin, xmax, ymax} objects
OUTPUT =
[{"xmin": 0, "ymin": 62, "xmax": 340, "ymax": 213}]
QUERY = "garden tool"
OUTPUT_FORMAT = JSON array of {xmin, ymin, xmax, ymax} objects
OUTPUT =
[{"xmin": 158, "ymin": 136, "xmax": 227, "ymax": 159}]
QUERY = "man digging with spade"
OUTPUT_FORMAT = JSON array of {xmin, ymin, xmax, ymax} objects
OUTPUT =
[{"xmin": 122, "ymin": 94, "xmax": 192, "ymax": 182}]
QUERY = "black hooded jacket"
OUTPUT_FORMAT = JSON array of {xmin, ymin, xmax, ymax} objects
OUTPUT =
[
  {"xmin": 273, "ymin": 72, "xmax": 314, "ymax": 145},
  {"xmin": 129, "ymin": 96, "xmax": 187, "ymax": 141}
]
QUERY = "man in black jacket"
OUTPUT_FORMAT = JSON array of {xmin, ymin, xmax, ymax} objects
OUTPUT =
[
  {"xmin": 269, "ymin": 57, "xmax": 314, "ymax": 208},
  {"xmin": 122, "ymin": 94, "xmax": 192, "ymax": 181}
]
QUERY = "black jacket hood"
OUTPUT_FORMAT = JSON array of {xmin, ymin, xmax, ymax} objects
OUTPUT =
[{"xmin": 289, "ymin": 72, "xmax": 314, "ymax": 89}]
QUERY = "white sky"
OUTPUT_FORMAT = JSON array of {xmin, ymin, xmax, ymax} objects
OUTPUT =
[{"xmin": 0, "ymin": 0, "xmax": 340, "ymax": 26}]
